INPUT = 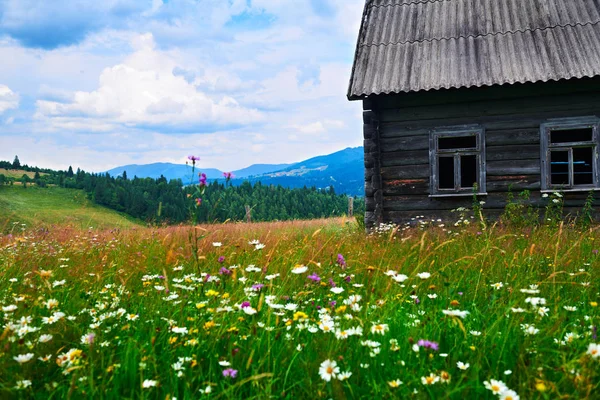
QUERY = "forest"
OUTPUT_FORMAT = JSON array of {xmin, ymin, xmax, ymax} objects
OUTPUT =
[{"xmin": 0, "ymin": 157, "xmax": 364, "ymax": 224}]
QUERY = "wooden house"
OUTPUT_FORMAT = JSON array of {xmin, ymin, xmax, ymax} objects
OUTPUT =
[{"xmin": 348, "ymin": 0, "xmax": 600, "ymax": 228}]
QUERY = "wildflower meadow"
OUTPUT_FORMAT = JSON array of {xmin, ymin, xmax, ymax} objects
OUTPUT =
[{"xmin": 0, "ymin": 216, "xmax": 598, "ymax": 399}]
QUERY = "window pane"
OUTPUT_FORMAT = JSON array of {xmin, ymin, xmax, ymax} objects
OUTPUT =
[
  {"xmin": 550, "ymin": 128, "xmax": 592, "ymax": 144},
  {"xmin": 550, "ymin": 151, "xmax": 569, "ymax": 185},
  {"xmin": 460, "ymin": 155, "xmax": 477, "ymax": 189},
  {"xmin": 438, "ymin": 157, "xmax": 454, "ymax": 189},
  {"xmin": 438, "ymin": 135, "xmax": 477, "ymax": 150},
  {"xmin": 573, "ymin": 147, "xmax": 594, "ymax": 185}
]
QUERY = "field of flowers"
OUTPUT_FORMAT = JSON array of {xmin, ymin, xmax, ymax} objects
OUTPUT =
[{"xmin": 0, "ymin": 218, "xmax": 598, "ymax": 399}]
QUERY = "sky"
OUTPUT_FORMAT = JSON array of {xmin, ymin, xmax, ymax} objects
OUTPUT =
[{"xmin": 0, "ymin": 0, "xmax": 365, "ymax": 173}]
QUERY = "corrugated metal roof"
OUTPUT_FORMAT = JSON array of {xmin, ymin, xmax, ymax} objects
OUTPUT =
[{"xmin": 348, "ymin": 0, "xmax": 600, "ymax": 99}]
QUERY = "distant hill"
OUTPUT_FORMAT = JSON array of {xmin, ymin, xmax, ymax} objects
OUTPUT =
[
  {"xmin": 105, "ymin": 163, "xmax": 222, "ymax": 182},
  {"xmin": 237, "ymin": 147, "xmax": 365, "ymax": 196},
  {"xmin": 0, "ymin": 186, "xmax": 140, "ymax": 232},
  {"xmin": 232, "ymin": 163, "xmax": 294, "ymax": 178},
  {"xmin": 105, "ymin": 162, "xmax": 293, "ymax": 181},
  {"xmin": 105, "ymin": 147, "xmax": 365, "ymax": 196}
]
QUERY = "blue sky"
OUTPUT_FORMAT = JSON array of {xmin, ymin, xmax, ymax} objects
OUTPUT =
[{"xmin": 0, "ymin": 0, "xmax": 364, "ymax": 172}]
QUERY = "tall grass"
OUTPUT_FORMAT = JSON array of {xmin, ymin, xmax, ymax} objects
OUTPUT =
[{"xmin": 0, "ymin": 219, "xmax": 598, "ymax": 399}]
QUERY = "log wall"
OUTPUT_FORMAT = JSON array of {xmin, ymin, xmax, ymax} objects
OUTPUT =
[{"xmin": 361, "ymin": 78, "xmax": 600, "ymax": 226}]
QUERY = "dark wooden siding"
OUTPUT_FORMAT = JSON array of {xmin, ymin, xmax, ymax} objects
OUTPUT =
[{"xmin": 362, "ymin": 79, "xmax": 600, "ymax": 226}]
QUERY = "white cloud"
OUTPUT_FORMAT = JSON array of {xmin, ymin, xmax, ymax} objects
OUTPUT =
[
  {"xmin": 1, "ymin": 0, "xmax": 368, "ymax": 172},
  {"xmin": 0, "ymin": 84, "xmax": 19, "ymax": 114},
  {"xmin": 34, "ymin": 33, "xmax": 263, "ymax": 132}
]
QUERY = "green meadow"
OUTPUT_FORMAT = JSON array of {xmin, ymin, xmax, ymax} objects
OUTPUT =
[
  {"xmin": 0, "ymin": 216, "xmax": 598, "ymax": 399},
  {"xmin": 0, "ymin": 186, "xmax": 139, "ymax": 232}
]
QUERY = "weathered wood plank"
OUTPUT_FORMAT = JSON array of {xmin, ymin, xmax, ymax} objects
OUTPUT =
[
  {"xmin": 372, "ymin": 79, "xmax": 600, "ymax": 110},
  {"xmin": 382, "ymin": 193, "xmax": 519, "ymax": 212},
  {"xmin": 381, "ymin": 164, "xmax": 429, "ymax": 180},
  {"xmin": 486, "ymin": 129, "xmax": 540, "ymax": 146},
  {"xmin": 486, "ymin": 175, "xmax": 541, "ymax": 192},
  {"xmin": 383, "ymin": 178, "xmax": 429, "ymax": 196},
  {"xmin": 382, "ymin": 191, "xmax": 600, "ymax": 212},
  {"xmin": 380, "ymin": 136, "xmax": 429, "ymax": 152},
  {"xmin": 487, "ymin": 159, "xmax": 540, "ymax": 176},
  {"xmin": 486, "ymin": 145, "xmax": 540, "ymax": 161},
  {"xmin": 376, "ymin": 94, "xmax": 600, "ymax": 123},
  {"xmin": 380, "ymin": 150, "xmax": 429, "ymax": 167},
  {"xmin": 379, "ymin": 121, "xmax": 542, "ymax": 139}
]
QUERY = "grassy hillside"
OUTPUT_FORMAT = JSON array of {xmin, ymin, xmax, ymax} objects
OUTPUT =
[
  {"xmin": 0, "ymin": 168, "xmax": 46, "ymax": 179},
  {"xmin": 0, "ymin": 185, "xmax": 140, "ymax": 232}
]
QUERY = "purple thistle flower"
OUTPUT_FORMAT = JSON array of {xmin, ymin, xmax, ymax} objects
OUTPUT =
[
  {"xmin": 593, "ymin": 325, "xmax": 597, "ymax": 340},
  {"xmin": 414, "ymin": 297, "xmax": 420, "ymax": 304},
  {"xmin": 188, "ymin": 155, "xmax": 200, "ymax": 162},
  {"xmin": 337, "ymin": 253, "xmax": 347, "ymax": 268},
  {"xmin": 199, "ymin": 173, "xmax": 207, "ymax": 187},
  {"xmin": 458, "ymin": 292, "xmax": 463, "ymax": 296},
  {"xmin": 219, "ymin": 267, "xmax": 231, "ymax": 275},
  {"xmin": 218, "ymin": 256, "xmax": 225, "ymax": 263},
  {"xmin": 223, "ymin": 172, "xmax": 234, "ymax": 180},
  {"xmin": 329, "ymin": 278, "xmax": 336, "ymax": 287},
  {"xmin": 241, "ymin": 301, "xmax": 251, "ymax": 308},
  {"xmin": 329, "ymin": 301, "xmax": 337, "ymax": 307},
  {"xmin": 417, "ymin": 339, "xmax": 439, "ymax": 351},
  {"xmin": 251, "ymin": 283, "xmax": 264, "ymax": 291},
  {"xmin": 222, "ymin": 368, "xmax": 238, "ymax": 378},
  {"xmin": 344, "ymin": 275, "xmax": 352, "ymax": 283},
  {"xmin": 307, "ymin": 273, "xmax": 321, "ymax": 282},
  {"xmin": 85, "ymin": 333, "xmax": 95, "ymax": 345},
  {"xmin": 593, "ymin": 249, "xmax": 599, "ymax": 255}
]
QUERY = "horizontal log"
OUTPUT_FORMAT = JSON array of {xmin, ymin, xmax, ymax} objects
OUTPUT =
[
  {"xmin": 372, "ymin": 79, "xmax": 600, "ymax": 110},
  {"xmin": 486, "ymin": 175, "xmax": 541, "ymax": 192},
  {"xmin": 363, "ymin": 139, "xmax": 377, "ymax": 153},
  {"xmin": 365, "ymin": 197, "xmax": 375, "ymax": 212},
  {"xmin": 371, "ymin": 175, "xmax": 382, "ymax": 190},
  {"xmin": 486, "ymin": 145, "xmax": 540, "ymax": 161},
  {"xmin": 363, "ymin": 110, "xmax": 377, "ymax": 125},
  {"xmin": 376, "ymin": 92, "xmax": 600, "ymax": 123},
  {"xmin": 487, "ymin": 159, "xmax": 540, "ymax": 176},
  {"xmin": 382, "ymin": 191, "xmax": 600, "ymax": 213},
  {"xmin": 363, "ymin": 124, "xmax": 377, "ymax": 140},
  {"xmin": 383, "ymin": 193, "xmax": 516, "ymax": 212},
  {"xmin": 380, "ymin": 136, "xmax": 429, "ymax": 152},
  {"xmin": 365, "ymin": 167, "xmax": 375, "ymax": 181},
  {"xmin": 383, "ymin": 178, "xmax": 429, "ymax": 196},
  {"xmin": 486, "ymin": 129, "xmax": 540, "ymax": 146},
  {"xmin": 364, "ymin": 153, "xmax": 376, "ymax": 168},
  {"xmin": 381, "ymin": 150, "xmax": 429, "ymax": 167},
  {"xmin": 381, "ymin": 164, "xmax": 429, "ymax": 180}
]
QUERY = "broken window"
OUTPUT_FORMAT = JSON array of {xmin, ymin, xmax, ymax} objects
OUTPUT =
[
  {"xmin": 430, "ymin": 127, "xmax": 485, "ymax": 196},
  {"xmin": 541, "ymin": 119, "xmax": 599, "ymax": 190}
]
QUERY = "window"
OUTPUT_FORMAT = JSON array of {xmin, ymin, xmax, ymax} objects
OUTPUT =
[
  {"xmin": 541, "ymin": 118, "xmax": 600, "ymax": 191},
  {"xmin": 429, "ymin": 126, "xmax": 486, "ymax": 196}
]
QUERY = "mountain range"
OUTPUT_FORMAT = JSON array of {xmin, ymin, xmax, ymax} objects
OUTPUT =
[{"xmin": 105, "ymin": 147, "xmax": 365, "ymax": 196}]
